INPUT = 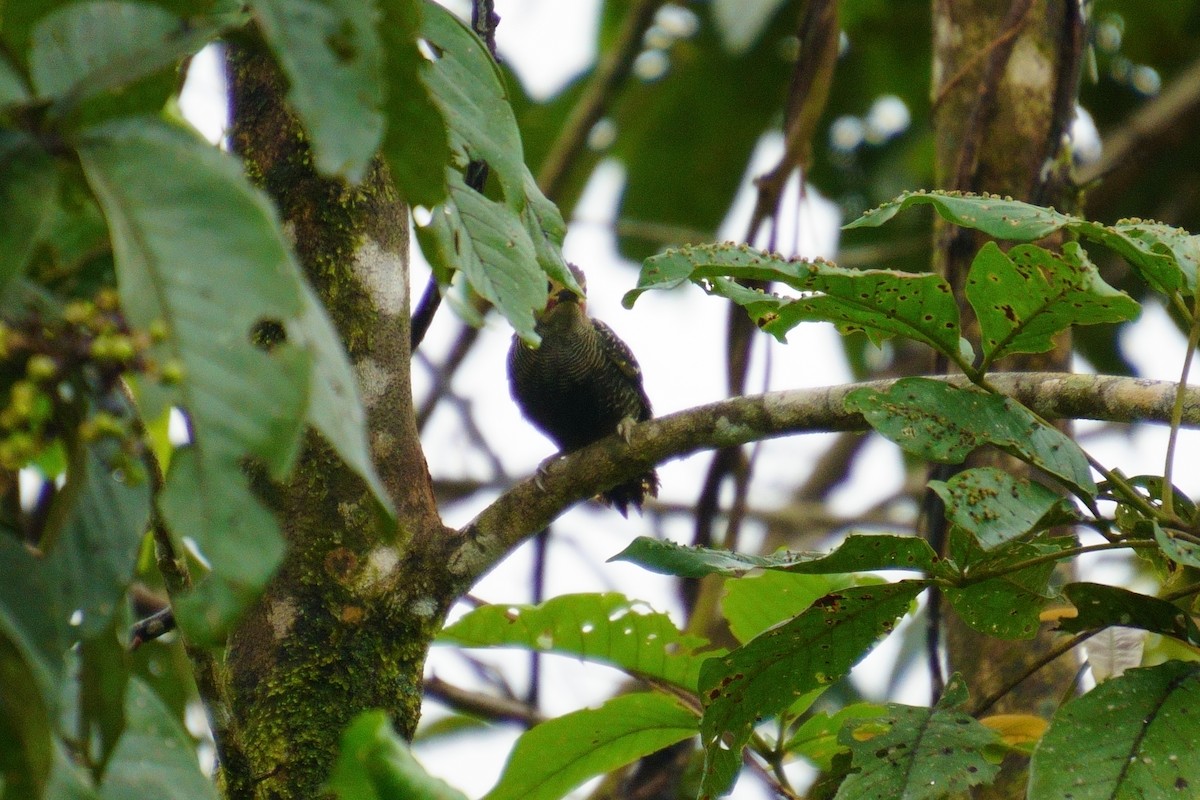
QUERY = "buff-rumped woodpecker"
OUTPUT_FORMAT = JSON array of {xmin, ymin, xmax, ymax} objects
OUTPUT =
[{"xmin": 507, "ymin": 264, "xmax": 659, "ymax": 515}]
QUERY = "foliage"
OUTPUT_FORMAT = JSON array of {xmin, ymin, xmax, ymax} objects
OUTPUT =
[{"xmin": 1, "ymin": 1, "xmax": 1199, "ymax": 800}]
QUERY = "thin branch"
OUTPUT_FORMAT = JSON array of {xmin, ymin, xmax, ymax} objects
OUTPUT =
[
  {"xmin": 424, "ymin": 675, "xmax": 544, "ymax": 727},
  {"xmin": 443, "ymin": 372, "xmax": 1200, "ymax": 595},
  {"xmin": 536, "ymin": 0, "xmax": 666, "ymax": 200}
]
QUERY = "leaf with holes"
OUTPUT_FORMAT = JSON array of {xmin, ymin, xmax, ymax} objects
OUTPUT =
[
  {"xmin": 437, "ymin": 593, "xmax": 717, "ymax": 691},
  {"xmin": 698, "ymin": 581, "xmax": 925, "ymax": 797},
  {"xmin": 846, "ymin": 378, "xmax": 1095, "ymax": 498},
  {"xmin": 835, "ymin": 675, "xmax": 1000, "ymax": 800},
  {"xmin": 723, "ymin": 571, "xmax": 886, "ymax": 644},
  {"xmin": 611, "ymin": 534, "xmax": 943, "ymax": 579},
  {"xmin": 844, "ymin": 191, "xmax": 1075, "ymax": 240},
  {"xmin": 624, "ymin": 243, "xmax": 966, "ymax": 358},
  {"xmin": 250, "ymin": 0, "xmax": 384, "ymax": 182},
  {"xmin": 1057, "ymin": 582, "xmax": 1200, "ymax": 645},
  {"xmin": 942, "ymin": 531, "xmax": 1071, "ymax": 640},
  {"xmin": 482, "ymin": 693, "xmax": 697, "ymax": 800},
  {"xmin": 929, "ymin": 467, "xmax": 1077, "ymax": 552},
  {"xmin": 78, "ymin": 118, "xmax": 309, "ymax": 642},
  {"xmin": 966, "ymin": 242, "xmax": 1139, "ymax": 369},
  {"xmin": 1029, "ymin": 661, "xmax": 1200, "ymax": 799}
]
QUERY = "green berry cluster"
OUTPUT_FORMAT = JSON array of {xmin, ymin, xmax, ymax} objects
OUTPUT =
[{"xmin": 0, "ymin": 288, "xmax": 170, "ymax": 472}]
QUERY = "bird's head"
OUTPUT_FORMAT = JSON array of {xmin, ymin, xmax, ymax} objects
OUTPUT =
[{"xmin": 539, "ymin": 264, "xmax": 588, "ymax": 324}]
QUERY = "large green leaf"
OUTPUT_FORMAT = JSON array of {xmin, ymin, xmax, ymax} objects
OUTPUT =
[
  {"xmin": 416, "ymin": 1, "xmax": 573, "ymax": 340},
  {"xmin": 845, "ymin": 190, "xmax": 1194, "ymax": 297},
  {"xmin": 929, "ymin": 466, "xmax": 1077, "ymax": 552},
  {"xmin": 482, "ymin": 693, "xmax": 698, "ymax": 800},
  {"xmin": 250, "ymin": 0, "xmax": 383, "ymax": 182},
  {"xmin": 77, "ymin": 118, "xmax": 308, "ymax": 642},
  {"xmin": 286, "ymin": 281, "xmax": 394, "ymax": 517},
  {"xmin": 624, "ymin": 243, "xmax": 966, "ymax": 358},
  {"xmin": 942, "ymin": 532, "xmax": 1071, "ymax": 640},
  {"xmin": 612, "ymin": 534, "xmax": 942, "ymax": 579},
  {"xmin": 1029, "ymin": 660, "xmax": 1200, "ymax": 799},
  {"xmin": 846, "ymin": 378, "xmax": 1096, "ymax": 498},
  {"xmin": 29, "ymin": 1, "xmax": 220, "ymax": 118},
  {"xmin": 437, "ymin": 593, "xmax": 715, "ymax": 691},
  {"xmin": 835, "ymin": 676, "xmax": 1000, "ymax": 800},
  {"xmin": 99, "ymin": 677, "xmax": 219, "ymax": 800},
  {"xmin": 414, "ymin": 168, "xmax": 544, "ymax": 343},
  {"xmin": 1057, "ymin": 582, "xmax": 1200, "ymax": 645},
  {"xmin": 0, "ymin": 135, "xmax": 59, "ymax": 292},
  {"xmin": 328, "ymin": 710, "xmax": 468, "ymax": 800},
  {"xmin": 722, "ymin": 570, "xmax": 884, "ymax": 644},
  {"xmin": 698, "ymin": 581, "xmax": 925, "ymax": 797},
  {"xmin": 966, "ymin": 242, "xmax": 1139, "ymax": 369},
  {"xmin": 52, "ymin": 439, "xmax": 151, "ymax": 638},
  {"xmin": 784, "ymin": 702, "xmax": 888, "ymax": 772},
  {"xmin": 378, "ymin": 0, "xmax": 448, "ymax": 206}
]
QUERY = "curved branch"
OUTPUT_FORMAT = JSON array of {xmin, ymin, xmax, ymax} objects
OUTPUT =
[{"xmin": 444, "ymin": 371, "xmax": 1200, "ymax": 594}]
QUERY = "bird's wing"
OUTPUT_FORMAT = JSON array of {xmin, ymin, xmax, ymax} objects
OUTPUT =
[{"xmin": 590, "ymin": 319, "xmax": 642, "ymax": 381}]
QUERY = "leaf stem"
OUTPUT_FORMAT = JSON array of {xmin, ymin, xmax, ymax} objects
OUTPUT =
[
  {"xmin": 1161, "ymin": 290, "xmax": 1200, "ymax": 519},
  {"xmin": 971, "ymin": 629, "xmax": 1098, "ymax": 717},
  {"xmin": 950, "ymin": 539, "xmax": 1157, "ymax": 586}
]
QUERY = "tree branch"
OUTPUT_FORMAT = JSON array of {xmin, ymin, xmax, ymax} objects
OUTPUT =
[{"xmin": 444, "ymin": 372, "xmax": 1200, "ymax": 593}]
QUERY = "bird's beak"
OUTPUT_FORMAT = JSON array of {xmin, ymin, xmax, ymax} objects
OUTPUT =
[{"xmin": 545, "ymin": 288, "xmax": 580, "ymax": 311}]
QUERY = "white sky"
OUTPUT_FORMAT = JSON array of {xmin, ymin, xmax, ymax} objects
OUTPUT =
[{"xmin": 177, "ymin": 3, "xmax": 1200, "ymax": 797}]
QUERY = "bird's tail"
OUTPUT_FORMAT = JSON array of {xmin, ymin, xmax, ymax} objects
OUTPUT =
[{"xmin": 601, "ymin": 469, "xmax": 660, "ymax": 517}]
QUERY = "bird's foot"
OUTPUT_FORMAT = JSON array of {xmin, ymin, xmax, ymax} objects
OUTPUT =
[
  {"xmin": 533, "ymin": 454, "xmax": 560, "ymax": 490},
  {"xmin": 616, "ymin": 415, "xmax": 638, "ymax": 443}
]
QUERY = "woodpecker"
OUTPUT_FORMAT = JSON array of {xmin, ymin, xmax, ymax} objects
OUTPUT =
[{"xmin": 507, "ymin": 264, "xmax": 659, "ymax": 515}]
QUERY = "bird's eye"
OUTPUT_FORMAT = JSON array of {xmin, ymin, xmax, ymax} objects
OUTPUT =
[{"xmin": 546, "ymin": 280, "xmax": 554, "ymax": 293}]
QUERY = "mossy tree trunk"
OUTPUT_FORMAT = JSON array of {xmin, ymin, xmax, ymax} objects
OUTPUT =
[{"xmin": 215, "ymin": 40, "xmax": 454, "ymax": 800}]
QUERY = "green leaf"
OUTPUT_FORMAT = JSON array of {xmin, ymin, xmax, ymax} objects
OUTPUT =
[
  {"xmin": 52, "ymin": 439, "xmax": 151, "ymax": 638},
  {"xmin": 784, "ymin": 702, "xmax": 888, "ymax": 772},
  {"xmin": 845, "ymin": 191, "xmax": 1075, "ymax": 240},
  {"xmin": 250, "ymin": 0, "xmax": 383, "ymax": 182},
  {"xmin": 624, "ymin": 243, "xmax": 965, "ymax": 358},
  {"xmin": 845, "ymin": 191, "xmax": 1192, "ymax": 297},
  {"xmin": 378, "ymin": 0, "xmax": 448, "ymax": 206},
  {"xmin": 0, "ymin": 618, "xmax": 56, "ymax": 800},
  {"xmin": 942, "ymin": 531, "xmax": 1070, "ymax": 640},
  {"xmin": 722, "ymin": 571, "xmax": 885, "ymax": 644},
  {"xmin": 286, "ymin": 281, "xmax": 394, "ymax": 518},
  {"xmin": 1058, "ymin": 582, "xmax": 1200, "ymax": 645},
  {"xmin": 416, "ymin": 2, "xmax": 571, "ymax": 338},
  {"xmin": 966, "ymin": 242, "xmax": 1139, "ymax": 368},
  {"xmin": 611, "ymin": 534, "xmax": 941, "ymax": 579},
  {"xmin": 0, "ymin": 57, "xmax": 29, "ymax": 107},
  {"xmin": 1029, "ymin": 661, "xmax": 1200, "ymax": 799},
  {"xmin": 99, "ymin": 677, "xmax": 219, "ymax": 800},
  {"xmin": 482, "ymin": 693, "xmax": 698, "ymax": 800},
  {"xmin": 929, "ymin": 467, "xmax": 1077, "ymax": 552},
  {"xmin": 1085, "ymin": 218, "xmax": 1195, "ymax": 295},
  {"xmin": 846, "ymin": 378, "xmax": 1096, "ymax": 498},
  {"xmin": 328, "ymin": 710, "xmax": 468, "ymax": 800},
  {"xmin": 30, "ymin": 2, "xmax": 219, "ymax": 117},
  {"xmin": 437, "ymin": 593, "xmax": 715, "ymax": 691},
  {"xmin": 79, "ymin": 625, "xmax": 129, "ymax": 770},
  {"xmin": 415, "ymin": 168, "xmax": 544, "ymax": 343},
  {"xmin": 77, "ymin": 118, "xmax": 309, "ymax": 642},
  {"xmin": 698, "ymin": 581, "xmax": 925, "ymax": 797},
  {"xmin": 1154, "ymin": 521, "xmax": 1200, "ymax": 569},
  {"xmin": 835, "ymin": 675, "xmax": 1000, "ymax": 800},
  {"xmin": 0, "ymin": 135, "xmax": 59, "ymax": 292}
]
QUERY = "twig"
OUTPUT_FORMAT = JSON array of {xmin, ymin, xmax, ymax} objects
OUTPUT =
[{"xmin": 425, "ymin": 675, "xmax": 544, "ymax": 726}]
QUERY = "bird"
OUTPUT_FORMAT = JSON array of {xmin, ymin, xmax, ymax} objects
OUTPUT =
[{"xmin": 507, "ymin": 264, "xmax": 659, "ymax": 516}]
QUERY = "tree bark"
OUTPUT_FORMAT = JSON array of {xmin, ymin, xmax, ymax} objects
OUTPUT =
[{"xmin": 219, "ymin": 40, "xmax": 450, "ymax": 799}]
